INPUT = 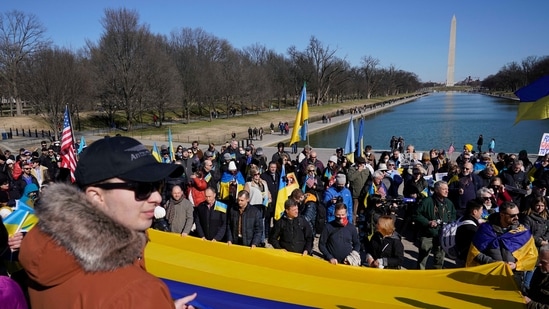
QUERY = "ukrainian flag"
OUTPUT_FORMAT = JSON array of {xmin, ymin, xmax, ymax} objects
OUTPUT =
[
  {"xmin": 3, "ymin": 204, "xmax": 38, "ymax": 236},
  {"xmin": 213, "ymin": 201, "xmax": 227, "ymax": 214},
  {"xmin": 145, "ymin": 229, "xmax": 526, "ymax": 308},
  {"xmin": 514, "ymin": 75, "xmax": 549, "ymax": 124},
  {"xmin": 274, "ymin": 165, "xmax": 288, "ymax": 220},
  {"xmin": 152, "ymin": 142, "xmax": 162, "ymax": 162},
  {"xmin": 289, "ymin": 82, "xmax": 309, "ymax": 145},
  {"xmin": 168, "ymin": 128, "xmax": 175, "ymax": 162},
  {"xmin": 344, "ymin": 115, "xmax": 355, "ymax": 164},
  {"xmin": 466, "ymin": 222, "xmax": 538, "ymax": 271}
]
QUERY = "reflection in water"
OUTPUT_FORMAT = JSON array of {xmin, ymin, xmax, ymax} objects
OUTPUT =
[{"xmin": 308, "ymin": 92, "xmax": 548, "ymax": 154}]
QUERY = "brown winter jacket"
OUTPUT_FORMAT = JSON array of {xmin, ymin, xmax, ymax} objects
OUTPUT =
[{"xmin": 19, "ymin": 183, "xmax": 175, "ymax": 309}]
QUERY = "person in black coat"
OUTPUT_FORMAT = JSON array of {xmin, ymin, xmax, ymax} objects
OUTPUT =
[
  {"xmin": 364, "ymin": 215, "xmax": 404, "ymax": 269},
  {"xmin": 193, "ymin": 188, "xmax": 227, "ymax": 242},
  {"xmin": 454, "ymin": 200, "xmax": 483, "ymax": 267},
  {"xmin": 261, "ymin": 161, "xmax": 280, "ymax": 238},
  {"xmin": 226, "ymin": 190, "xmax": 262, "ymax": 247},
  {"xmin": 269, "ymin": 199, "xmax": 313, "ymax": 255}
]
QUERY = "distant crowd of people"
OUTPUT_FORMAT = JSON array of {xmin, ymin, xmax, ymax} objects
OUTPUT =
[{"xmin": 1, "ymin": 134, "xmax": 549, "ymax": 307}]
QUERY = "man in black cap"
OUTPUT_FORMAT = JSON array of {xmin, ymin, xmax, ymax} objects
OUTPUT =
[{"xmin": 19, "ymin": 136, "xmax": 197, "ymax": 308}]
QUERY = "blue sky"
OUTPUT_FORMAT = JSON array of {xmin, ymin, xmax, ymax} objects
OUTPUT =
[{"xmin": 5, "ymin": 1, "xmax": 549, "ymax": 83}]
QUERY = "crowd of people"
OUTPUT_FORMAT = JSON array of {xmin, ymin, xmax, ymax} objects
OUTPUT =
[{"xmin": 1, "ymin": 133, "xmax": 548, "ymax": 307}]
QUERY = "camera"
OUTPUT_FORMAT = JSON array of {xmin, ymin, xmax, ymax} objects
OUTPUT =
[{"xmin": 332, "ymin": 196, "xmax": 343, "ymax": 204}]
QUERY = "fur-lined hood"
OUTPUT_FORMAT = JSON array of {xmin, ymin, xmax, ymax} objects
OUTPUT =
[{"xmin": 34, "ymin": 183, "xmax": 146, "ymax": 273}]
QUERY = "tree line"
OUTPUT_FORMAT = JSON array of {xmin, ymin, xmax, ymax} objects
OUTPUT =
[
  {"xmin": 1, "ymin": 9, "xmax": 545, "ymax": 139},
  {"xmin": 481, "ymin": 55, "xmax": 549, "ymax": 92}
]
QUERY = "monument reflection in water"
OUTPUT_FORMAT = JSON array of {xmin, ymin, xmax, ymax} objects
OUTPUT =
[{"xmin": 308, "ymin": 92, "xmax": 548, "ymax": 154}]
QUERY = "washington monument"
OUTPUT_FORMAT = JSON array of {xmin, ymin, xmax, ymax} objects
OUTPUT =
[{"xmin": 446, "ymin": 15, "xmax": 456, "ymax": 86}]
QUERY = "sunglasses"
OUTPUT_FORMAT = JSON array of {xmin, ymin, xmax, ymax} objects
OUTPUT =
[
  {"xmin": 92, "ymin": 181, "xmax": 164, "ymax": 201},
  {"xmin": 502, "ymin": 212, "xmax": 519, "ymax": 218}
]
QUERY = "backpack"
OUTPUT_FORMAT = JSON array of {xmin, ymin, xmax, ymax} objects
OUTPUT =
[{"xmin": 440, "ymin": 217, "xmax": 476, "ymax": 260}]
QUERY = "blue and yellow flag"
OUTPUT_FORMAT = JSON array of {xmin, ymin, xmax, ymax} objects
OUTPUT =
[
  {"xmin": 167, "ymin": 128, "xmax": 175, "ymax": 162},
  {"xmin": 214, "ymin": 201, "xmax": 227, "ymax": 214},
  {"xmin": 3, "ymin": 204, "xmax": 38, "ymax": 236},
  {"xmin": 289, "ymin": 82, "xmax": 309, "ymax": 145},
  {"xmin": 274, "ymin": 165, "xmax": 288, "ymax": 221},
  {"xmin": 466, "ymin": 223, "xmax": 538, "ymax": 271},
  {"xmin": 219, "ymin": 171, "xmax": 245, "ymax": 201},
  {"xmin": 514, "ymin": 75, "xmax": 549, "ymax": 124},
  {"xmin": 344, "ymin": 115, "xmax": 355, "ymax": 164},
  {"xmin": 152, "ymin": 142, "xmax": 162, "ymax": 162},
  {"xmin": 145, "ymin": 229, "xmax": 525, "ymax": 308}
]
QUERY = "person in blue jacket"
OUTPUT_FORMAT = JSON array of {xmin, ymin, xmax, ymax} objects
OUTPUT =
[{"xmin": 323, "ymin": 174, "xmax": 353, "ymax": 224}]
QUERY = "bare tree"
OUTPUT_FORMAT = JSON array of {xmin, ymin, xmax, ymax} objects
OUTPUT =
[
  {"xmin": 88, "ymin": 8, "xmax": 152, "ymax": 131},
  {"xmin": 143, "ymin": 34, "xmax": 182, "ymax": 127},
  {"xmin": 0, "ymin": 10, "xmax": 49, "ymax": 116},
  {"xmin": 170, "ymin": 28, "xmax": 232, "ymax": 122},
  {"xmin": 20, "ymin": 47, "xmax": 89, "ymax": 138},
  {"xmin": 360, "ymin": 55, "xmax": 380, "ymax": 99},
  {"xmin": 288, "ymin": 36, "xmax": 346, "ymax": 105}
]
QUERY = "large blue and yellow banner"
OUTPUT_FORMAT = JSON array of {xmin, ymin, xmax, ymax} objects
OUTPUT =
[{"xmin": 145, "ymin": 229, "xmax": 526, "ymax": 308}]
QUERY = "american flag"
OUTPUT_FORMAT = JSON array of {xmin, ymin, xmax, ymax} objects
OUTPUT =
[{"xmin": 60, "ymin": 106, "xmax": 77, "ymax": 182}]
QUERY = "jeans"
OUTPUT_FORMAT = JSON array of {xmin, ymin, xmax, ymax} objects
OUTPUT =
[{"xmin": 417, "ymin": 236, "xmax": 445, "ymax": 269}]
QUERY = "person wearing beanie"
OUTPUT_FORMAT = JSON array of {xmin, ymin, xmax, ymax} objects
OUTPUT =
[
  {"xmin": 323, "ymin": 173, "xmax": 353, "ymax": 224},
  {"xmin": 321, "ymin": 155, "xmax": 342, "ymax": 190}
]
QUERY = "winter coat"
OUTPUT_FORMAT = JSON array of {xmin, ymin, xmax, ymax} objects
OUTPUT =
[
  {"xmin": 194, "ymin": 201, "xmax": 227, "ymax": 241},
  {"xmin": 455, "ymin": 214, "xmax": 479, "ymax": 260},
  {"xmin": 365, "ymin": 231, "xmax": 404, "ymax": 269},
  {"xmin": 521, "ymin": 212, "xmax": 549, "ymax": 249},
  {"xmin": 324, "ymin": 186, "xmax": 353, "ymax": 224},
  {"xmin": 527, "ymin": 268, "xmax": 549, "ymax": 308},
  {"xmin": 414, "ymin": 196, "xmax": 456, "ymax": 238},
  {"xmin": 187, "ymin": 175, "xmax": 208, "ymax": 206},
  {"xmin": 226, "ymin": 204, "xmax": 262, "ymax": 246},
  {"xmin": 347, "ymin": 166, "xmax": 370, "ymax": 199},
  {"xmin": 165, "ymin": 196, "xmax": 194, "ymax": 234},
  {"xmin": 19, "ymin": 183, "xmax": 174, "ymax": 309},
  {"xmin": 269, "ymin": 215, "xmax": 313, "ymax": 254},
  {"xmin": 319, "ymin": 220, "xmax": 360, "ymax": 263}
]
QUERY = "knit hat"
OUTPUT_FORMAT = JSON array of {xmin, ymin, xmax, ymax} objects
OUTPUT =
[
  {"xmin": 228, "ymin": 161, "xmax": 237, "ymax": 171},
  {"xmin": 336, "ymin": 174, "xmax": 346, "ymax": 185},
  {"xmin": 329, "ymin": 155, "xmax": 338, "ymax": 163},
  {"xmin": 464, "ymin": 144, "xmax": 473, "ymax": 152},
  {"xmin": 223, "ymin": 153, "xmax": 232, "ymax": 161}
]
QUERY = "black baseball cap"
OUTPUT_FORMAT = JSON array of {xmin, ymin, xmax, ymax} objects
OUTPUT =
[{"xmin": 75, "ymin": 136, "xmax": 183, "ymax": 187}]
